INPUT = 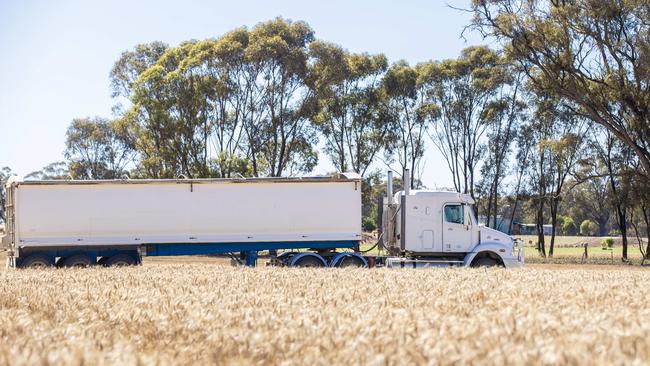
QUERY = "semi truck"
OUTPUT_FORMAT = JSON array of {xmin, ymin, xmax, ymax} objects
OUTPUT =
[{"xmin": 1, "ymin": 170, "xmax": 523, "ymax": 269}]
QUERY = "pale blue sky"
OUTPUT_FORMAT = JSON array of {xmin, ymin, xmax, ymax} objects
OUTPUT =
[{"xmin": 0, "ymin": 0, "xmax": 484, "ymax": 187}]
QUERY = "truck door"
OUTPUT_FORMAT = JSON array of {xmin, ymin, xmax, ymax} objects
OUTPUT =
[{"xmin": 442, "ymin": 203, "xmax": 472, "ymax": 252}]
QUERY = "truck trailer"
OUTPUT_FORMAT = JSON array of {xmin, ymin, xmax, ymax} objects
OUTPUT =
[{"xmin": 1, "ymin": 171, "xmax": 523, "ymax": 269}]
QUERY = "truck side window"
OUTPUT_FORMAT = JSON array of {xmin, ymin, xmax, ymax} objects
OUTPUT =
[{"xmin": 444, "ymin": 204, "xmax": 464, "ymax": 224}]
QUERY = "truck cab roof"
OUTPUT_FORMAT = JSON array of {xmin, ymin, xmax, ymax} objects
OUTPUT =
[{"xmin": 397, "ymin": 190, "xmax": 475, "ymax": 204}]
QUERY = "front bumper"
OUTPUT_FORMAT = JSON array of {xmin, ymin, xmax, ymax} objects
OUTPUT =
[{"xmin": 504, "ymin": 240, "xmax": 525, "ymax": 268}]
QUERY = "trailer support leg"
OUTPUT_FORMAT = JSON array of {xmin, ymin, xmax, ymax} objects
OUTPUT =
[{"xmin": 244, "ymin": 251, "xmax": 258, "ymax": 267}]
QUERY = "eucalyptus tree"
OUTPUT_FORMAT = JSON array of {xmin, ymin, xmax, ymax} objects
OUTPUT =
[
  {"xmin": 242, "ymin": 18, "xmax": 319, "ymax": 177},
  {"xmin": 506, "ymin": 123, "xmax": 535, "ymax": 234},
  {"xmin": 25, "ymin": 162, "xmax": 70, "ymax": 180},
  {"xmin": 0, "ymin": 167, "xmax": 14, "ymax": 222},
  {"xmin": 479, "ymin": 69, "xmax": 526, "ymax": 228},
  {"xmin": 525, "ymin": 93, "xmax": 588, "ymax": 257},
  {"xmin": 110, "ymin": 41, "xmax": 169, "ymax": 101},
  {"xmin": 418, "ymin": 46, "xmax": 510, "ymax": 202},
  {"xmin": 310, "ymin": 41, "xmax": 389, "ymax": 176},
  {"xmin": 173, "ymin": 30, "xmax": 252, "ymax": 178},
  {"xmin": 599, "ymin": 129, "xmax": 635, "ymax": 260},
  {"xmin": 130, "ymin": 41, "xmax": 210, "ymax": 178},
  {"xmin": 471, "ymin": 0, "xmax": 650, "ymax": 186},
  {"xmin": 526, "ymin": 95, "xmax": 556, "ymax": 257},
  {"xmin": 382, "ymin": 61, "xmax": 431, "ymax": 189},
  {"xmin": 64, "ymin": 117, "xmax": 136, "ymax": 179},
  {"xmin": 543, "ymin": 122, "xmax": 587, "ymax": 257}
]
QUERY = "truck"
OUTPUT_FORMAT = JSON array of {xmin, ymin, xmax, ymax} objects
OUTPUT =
[{"xmin": 1, "ymin": 170, "xmax": 523, "ymax": 269}]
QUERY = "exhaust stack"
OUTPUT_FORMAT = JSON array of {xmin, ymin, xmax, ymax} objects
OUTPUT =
[
  {"xmin": 386, "ymin": 170, "xmax": 393, "ymax": 204},
  {"xmin": 403, "ymin": 169, "xmax": 410, "ymax": 196},
  {"xmin": 400, "ymin": 169, "xmax": 410, "ymax": 252}
]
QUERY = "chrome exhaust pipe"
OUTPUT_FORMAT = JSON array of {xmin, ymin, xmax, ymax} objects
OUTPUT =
[
  {"xmin": 387, "ymin": 170, "xmax": 393, "ymax": 204},
  {"xmin": 404, "ymin": 169, "xmax": 410, "ymax": 195}
]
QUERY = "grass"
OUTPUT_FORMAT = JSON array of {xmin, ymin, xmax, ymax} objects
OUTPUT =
[
  {"xmin": 0, "ymin": 262, "xmax": 649, "ymax": 365},
  {"xmin": 516, "ymin": 236, "xmax": 648, "ymax": 265},
  {"xmin": 514, "ymin": 234, "xmax": 647, "ymax": 248}
]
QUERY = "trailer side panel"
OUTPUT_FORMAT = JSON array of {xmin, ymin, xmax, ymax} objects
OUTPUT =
[{"xmin": 13, "ymin": 178, "xmax": 361, "ymax": 253}]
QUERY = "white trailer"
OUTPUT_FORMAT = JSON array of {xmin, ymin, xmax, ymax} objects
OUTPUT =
[
  {"xmin": 2, "ymin": 170, "xmax": 523, "ymax": 269},
  {"xmin": 2, "ymin": 174, "xmax": 363, "ymax": 268}
]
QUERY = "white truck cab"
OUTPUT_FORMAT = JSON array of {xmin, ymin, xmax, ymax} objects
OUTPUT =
[{"xmin": 381, "ymin": 171, "xmax": 524, "ymax": 268}]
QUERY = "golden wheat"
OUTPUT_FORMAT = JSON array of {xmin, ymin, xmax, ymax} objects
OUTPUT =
[{"xmin": 0, "ymin": 263, "xmax": 648, "ymax": 365}]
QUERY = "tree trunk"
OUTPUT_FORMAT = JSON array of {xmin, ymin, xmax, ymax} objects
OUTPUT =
[
  {"xmin": 616, "ymin": 206, "xmax": 628, "ymax": 261},
  {"xmin": 536, "ymin": 198, "xmax": 546, "ymax": 257},
  {"xmin": 508, "ymin": 195, "xmax": 519, "ymax": 235},
  {"xmin": 549, "ymin": 199, "xmax": 559, "ymax": 258},
  {"xmin": 644, "ymin": 206, "xmax": 650, "ymax": 259},
  {"xmin": 486, "ymin": 186, "xmax": 495, "ymax": 229}
]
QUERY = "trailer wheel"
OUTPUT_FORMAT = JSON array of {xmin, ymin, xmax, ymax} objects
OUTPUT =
[
  {"xmin": 105, "ymin": 254, "xmax": 136, "ymax": 267},
  {"xmin": 291, "ymin": 254, "xmax": 326, "ymax": 268},
  {"xmin": 60, "ymin": 254, "xmax": 95, "ymax": 268},
  {"xmin": 336, "ymin": 255, "xmax": 366, "ymax": 268},
  {"xmin": 18, "ymin": 254, "xmax": 54, "ymax": 269}
]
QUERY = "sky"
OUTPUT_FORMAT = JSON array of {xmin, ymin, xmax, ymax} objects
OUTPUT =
[{"xmin": 0, "ymin": 0, "xmax": 485, "ymax": 188}]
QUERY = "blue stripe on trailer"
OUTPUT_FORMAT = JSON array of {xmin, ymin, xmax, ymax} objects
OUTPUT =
[{"xmin": 145, "ymin": 240, "xmax": 358, "ymax": 257}]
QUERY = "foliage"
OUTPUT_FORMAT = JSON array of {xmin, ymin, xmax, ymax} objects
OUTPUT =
[
  {"xmin": 420, "ymin": 46, "xmax": 510, "ymax": 201},
  {"xmin": 381, "ymin": 61, "xmax": 429, "ymax": 188},
  {"xmin": 25, "ymin": 162, "xmax": 70, "ymax": 180},
  {"xmin": 310, "ymin": 41, "xmax": 389, "ymax": 176},
  {"xmin": 559, "ymin": 216, "xmax": 576, "ymax": 236},
  {"xmin": 580, "ymin": 220, "xmax": 599, "ymax": 236},
  {"xmin": 471, "ymin": 0, "xmax": 650, "ymax": 183},
  {"xmin": 115, "ymin": 18, "xmax": 319, "ymax": 178},
  {"xmin": 602, "ymin": 237, "xmax": 615, "ymax": 249},
  {"xmin": 362, "ymin": 217, "xmax": 377, "ymax": 232},
  {"xmin": 0, "ymin": 167, "xmax": 14, "ymax": 222},
  {"xmin": 64, "ymin": 117, "xmax": 136, "ymax": 179}
]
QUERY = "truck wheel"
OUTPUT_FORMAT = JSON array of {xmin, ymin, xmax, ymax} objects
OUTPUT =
[
  {"xmin": 18, "ymin": 254, "xmax": 54, "ymax": 269},
  {"xmin": 292, "ymin": 255, "xmax": 325, "ymax": 268},
  {"xmin": 471, "ymin": 256, "xmax": 500, "ymax": 267},
  {"xmin": 337, "ymin": 255, "xmax": 366, "ymax": 268},
  {"xmin": 60, "ymin": 254, "xmax": 95, "ymax": 268},
  {"xmin": 105, "ymin": 254, "xmax": 136, "ymax": 267}
]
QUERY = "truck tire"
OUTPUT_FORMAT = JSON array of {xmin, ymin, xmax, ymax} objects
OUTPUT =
[
  {"xmin": 471, "ymin": 256, "xmax": 500, "ymax": 267},
  {"xmin": 337, "ymin": 255, "xmax": 366, "ymax": 268},
  {"xmin": 18, "ymin": 254, "xmax": 54, "ymax": 269},
  {"xmin": 105, "ymin": 254, "xmax": 137, "ymax": 267},
  {"xmin": 60, "ymin": 254, "xmax": 95, "ymax": 268},
  {"xmin": 292, "ymin": 255, "xmax": 325, "ymax": 268}
]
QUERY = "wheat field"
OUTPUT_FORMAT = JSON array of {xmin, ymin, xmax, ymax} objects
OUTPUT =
[{"xmin": 0, "ymin": 263, "xmax": 649, "ymax": 365}]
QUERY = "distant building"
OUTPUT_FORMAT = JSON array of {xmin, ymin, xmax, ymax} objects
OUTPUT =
[{"xmin": 511, "ymin": 222, "xmax": 553, "ymax": 235}]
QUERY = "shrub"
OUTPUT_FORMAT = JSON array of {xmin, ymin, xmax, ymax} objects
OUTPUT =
[
  {"xmin": 560, "ymin": 216, "xmax": 577, "ymax": 235},
  {"xmin": 580, "ymin": 220, "xmax": 599, "ymax": 236},
  {"xmin": 602, "ymin": 237, "xmax": 615, "ymax": 249}
]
